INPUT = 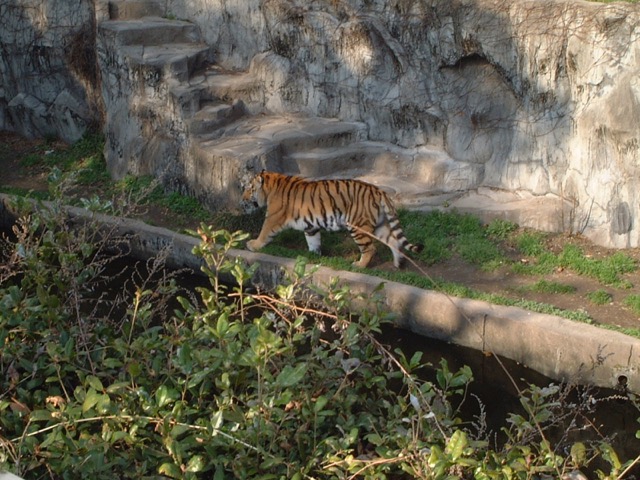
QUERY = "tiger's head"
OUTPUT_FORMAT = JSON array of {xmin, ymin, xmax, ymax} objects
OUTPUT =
[{"xmin": 241, "ymin": 170, "xmax": 268, "ymax": 212}]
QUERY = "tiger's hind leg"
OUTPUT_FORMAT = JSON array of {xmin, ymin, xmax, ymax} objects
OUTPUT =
[
  {"xmin": 374, "ymin": 223, "xmax": 405, "ymax": 268},
  {"xmin": 349, "ymin": 226, "xmax": 376, "ymax": 268},
  {"xmin": 304, "ymin": 228, "xmax": 322, "ymax": 255}
]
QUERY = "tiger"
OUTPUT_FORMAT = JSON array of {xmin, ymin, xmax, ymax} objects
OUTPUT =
[{"xmin": 242, "ymin": 171, "xmax": 423, "ymax": 268}]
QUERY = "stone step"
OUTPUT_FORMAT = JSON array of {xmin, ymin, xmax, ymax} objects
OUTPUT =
[
  {"xmin": 283, "ymin": 142, "xmax": 483, "ymax": 192},
  {"xmin": 431, "ymin": 188, "xmax": 574, "ymax": 234},
  {"xmin": 195, "ymin": 115, "xmax": 367, "ymax": 152},
  {"xmin": 121, "ymin": 43, "xmax": 211, "ymax": 82},
  {"xmin": 100, "ymin": 17, "xmax": 202, "ymax": 46},
  {"xmin": 108, "ymin": 0, "xmax": 164, "ymax": 19},
  {"xmin": 187, "ymin": 100, "xmax": 247, "ymax": 135},
  {"xmin": 168, "ymin": 66, "xmax": 263, "ymax": 119},
  {"xmin": 204, "ymin": 69, "xmax": 264, "ymax": 114}
]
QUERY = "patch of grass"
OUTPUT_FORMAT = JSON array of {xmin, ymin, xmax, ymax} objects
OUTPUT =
[
  {"xmin": 623, "ymin": 294, "xmax": 640, "ymax": 315},
  {"xmin": 115, "ymin": 175, "xmax": 164, "ymax": 203},
  {"xmin": 515, "ymin": 231, "xmax": 547, "ymax": 257},
  {"xmin": 526, "ymin": 280, "xmax": 577, "ymax": 295},
  {"xmin": 511, "ymin": 239, "xmax": 636, "ymax": 287},
  {"xmin": 42, "ymin": 133, "xmax": 105, "ymax": 172},
  {"xmin": 20, "ymin": 152, "xmax": 42, "ymax": 167},
  {"xmin": 557, "ymin": 245, "xmax": 636, "ymax": 286},
  {"xmin": 0, "ymin": 186, "xmax": 51, "ymax": 201},
  {"xmin": 486, "ymin": 218, "xmax": 518, "ymax": 240},
  {"xmin": 211, "ymin": 209, "xmax": 265, "ymax": 235},
  {"xmin": 400, "ymin": 209, "xmax": 505, "ymax": 267},
  {"xmin": 456, "ymin": 233, "xmax": 504, "ymax": 268},
  {"xmin": 75, "ymin": 153, "xmax": 110, "ymax": 186},
  {"xmin": 586, "ymin": 289, "xmax": 612, "ymax": 306},
  {"xmin": 160, "ymin": 192, "xmax": 210, "ymax": 222}
]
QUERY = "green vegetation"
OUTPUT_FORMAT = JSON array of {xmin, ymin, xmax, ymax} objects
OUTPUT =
[
  {"xmin": 513, "ymin": 243, "xmax": 636, "ymax": 288},
  {"xmin": 0, "ymin": 134, "xmax": 212, "ymax": 229},
  {"xmin": 1, "ymin": 196, "xmax": 638, "ymax": 478},
  {"xmin": 1, "ymin": 133, "xmax": 638, "ymax": 334},
  {"xmin": 515, "ymin": 231, "xmax": 548, "ymax": 257},
  {"xmin": 525, "ymin": 279, "xmax": 577, "ymax": 295},
  {"xmin": 624, "ymin": 294, "xmax": 640, "ymax": 315},
  {"xmin": 587, "ymin": 289, "xmax": 613, "ymax": 306}
]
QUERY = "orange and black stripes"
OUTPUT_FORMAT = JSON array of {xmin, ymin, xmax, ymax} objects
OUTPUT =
[{"xmin": 243, "ymin": 171, "xmax": 423, "ymax": 268}]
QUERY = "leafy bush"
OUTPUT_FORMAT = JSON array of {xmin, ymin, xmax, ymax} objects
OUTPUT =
[{"xmin": 1, "ymin": 196, "xmax": 639, "ymax": 478}]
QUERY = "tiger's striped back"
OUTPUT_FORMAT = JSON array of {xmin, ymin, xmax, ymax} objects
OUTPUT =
[{"xmin": 243, "ymin": 171, "xmax": 423, "ymax": 268}]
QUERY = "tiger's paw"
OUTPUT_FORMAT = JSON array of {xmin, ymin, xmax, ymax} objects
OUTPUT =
[{"xmin": 246, "ymin": 239, "xmax": 260, "ymax": 252}]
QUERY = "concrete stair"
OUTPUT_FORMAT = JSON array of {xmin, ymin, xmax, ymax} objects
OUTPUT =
[{"xmin": 99, "ymin": 0, "xmax": 571, "ymax": 231}]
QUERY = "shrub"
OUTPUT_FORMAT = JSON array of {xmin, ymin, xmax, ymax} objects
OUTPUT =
[{"xmin": 1, "ymin": 197, "xmax": 638, "ymax": 478}]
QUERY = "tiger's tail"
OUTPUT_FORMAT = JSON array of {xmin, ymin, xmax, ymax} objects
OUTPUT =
[{"xmin": 380, "ymin": 194, "xmax": 424, "ymax": 265}]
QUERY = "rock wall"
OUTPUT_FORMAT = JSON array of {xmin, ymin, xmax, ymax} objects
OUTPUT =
[
  {"xmin": 0, "ymin": 0, "xmax": 104, "ymax": 143},
  {"xmin": 169, "ymin": 0, "xmax": 640, "ymax": 248},
  {"xmin": 2, "ymin": 0, "xmax": 640, "ymax": 248}
]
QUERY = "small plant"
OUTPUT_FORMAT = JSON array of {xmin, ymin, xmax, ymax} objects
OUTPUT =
[
  {"xmin": 516, "ymin": 230, "xmax": 547, "ymax": 257},
  {"xmin": 623, "ymin": 294, "xmax": 640, "ymax": 315},
  {"xmin": 528, "ymin": 279, "xmax": 577, "ymax": 294},
  {"xmin": 456, "ymin": 233, "xmax": 504, "ymax": 268},
  {"xmin": 486, "ymin": 218, "xmax": 518, "ymax": 240},
  {"xmin": 587, "ymin": 289, "xmax": 613, "ymax": 306}
]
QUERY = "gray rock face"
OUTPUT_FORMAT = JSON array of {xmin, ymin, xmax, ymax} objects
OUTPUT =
[
  {"xmin": 0, "ymin": 0, "xmax": 101, "ymax": 143},
  {"xmin": 3, "ymin": 0, "xmax": 640, "ymax": 248}
]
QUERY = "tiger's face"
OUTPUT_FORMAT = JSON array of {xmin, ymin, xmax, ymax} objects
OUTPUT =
[{"xmin": 241, "ymin": 172, "xmax": 267, "ymax": 211}]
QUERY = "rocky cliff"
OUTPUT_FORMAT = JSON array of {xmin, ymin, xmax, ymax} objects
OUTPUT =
[{"xmin": 2, "ymin": 0, "xmax": 639, "ymax": 248}]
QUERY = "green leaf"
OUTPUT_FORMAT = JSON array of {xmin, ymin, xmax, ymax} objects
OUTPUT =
[
  {"xmin": 106, "ymin": 381, "xmax": 130, "ymax": 393},
  {"xmin": 30, "ymin": 409, "xmax": 53, "ymax": 421},
  {"xmin": 211, "ymin": 410, "xmax": 223, "ymax": 432},
  {"xmin": 571, "ymin": 442, "xmax": 587, "ymax": 466},
  {"xmin": 445, "ymin": 430, "xmax": 468, "ymax": 461},
  {"xmin": 313, "ymin": 395, "xmax": 329, "ymax": 413},
  {"xmin": 185, "ymin": 455, "xmax": 206, "ymax": 472},
  {"xmin": 86, "ymin": 375, "xmax": 104, "ymax": 391},
  {"xmin": 156, "ymin": 385, "xmax": 179, "ymax": 408},
  {"xmin": 176, "ymin": 344, "xmax": 193, "ymax": 374},
  {"xmin": 276, "ymin": 364, "xmax": 308, "ymax": 387},
  {"xmin": 600, "ymin": 443, "xmax": 621, "ymax": 470},
  {"xmin": 158, "ymin": 462, "xmax": 182, "ymax": 479},
  {"xmin": 82, "ymin": 388, "xmax": 101, "ymax": 413}
]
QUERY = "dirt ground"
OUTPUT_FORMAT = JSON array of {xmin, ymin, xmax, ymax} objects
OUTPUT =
[{"xmin": 2, "ymin": 131, "xmax": 640, "ymax": 332}]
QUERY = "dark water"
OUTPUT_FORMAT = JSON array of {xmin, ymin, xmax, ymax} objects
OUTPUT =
[{"xmin": 383, "ymin": 324, "xmax": 640, "ymax": 474}]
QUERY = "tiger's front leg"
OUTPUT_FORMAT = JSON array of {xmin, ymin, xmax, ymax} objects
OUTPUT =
[{"xmin": 247, "ymin": 217, "xmax": 283, "ymax": 252}]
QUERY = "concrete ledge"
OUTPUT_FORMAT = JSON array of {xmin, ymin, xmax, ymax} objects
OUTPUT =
[{"xmin": 1, "ymin": 193, "xmax": 638, "ymax": 392}]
